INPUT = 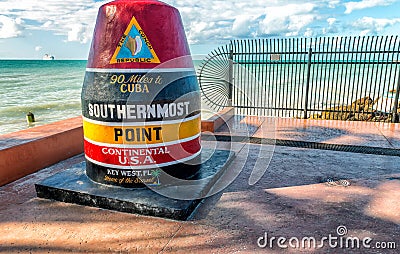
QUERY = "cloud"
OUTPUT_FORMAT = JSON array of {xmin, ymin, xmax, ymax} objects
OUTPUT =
[
  {"xmin": 0, "ymin": 0, "xmax": 345, "ymax": 45},
  {"xmin": 304, "ymin": 28, "xmax": 314, "ymax": 37},
  {"xmin": 0, "ymin": 0, "xmax": 397, "ymax": 47},
  {"xmin": 35, "ymin": 46, "xmax": 42, "ymax": 51},
  {"xmin": 328, "ymin": 0, "xmax": 340, "ymax": 8},
  {"xmin": 170, "ymin": 1, "xmax": 328, "ymax": 43},
  {"xmin": 232, "ymin": 15, "xmax": 256, "ymax": 37},
  {"xmin": 258, "ymin": 3, "xmax": 318, "ymax": 37},
  {"xmin": 352, "ymin": 17, "xmax": 400, "ymax": 35},
  {"xmin": 323, "ymin": 17, "xmax": 339, "ymax": 34},
  {"xmin": 42, "ymin": 21, "xmax": 53, "ymax": 28},
  {"xmin": 67, "ymin": 23, "xmax": 91, "ymax": 44},
  {"xmin": 344, "ymin": 0, "xmax": 395, "ymax": 14},
  {"xmin": 0, "ymin": 0, "xmax": 107, "ymax": 43},
  {"xmin": 327, "ymin": 18, "xmax": 336, "ymax": 26},
  {"xmin": 0, "ymin": 15, "xmax": 23, "ymax": 38}
]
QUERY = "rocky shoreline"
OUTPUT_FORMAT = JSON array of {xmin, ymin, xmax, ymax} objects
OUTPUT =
[{"xmin": 310, "ymin": 95, "xmax": 400, "ymax": 122}]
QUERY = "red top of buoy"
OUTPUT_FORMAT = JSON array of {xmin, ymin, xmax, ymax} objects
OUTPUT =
[{"xmin": 87, "ymin": 0, "xmax": 193, "ymax": 69}]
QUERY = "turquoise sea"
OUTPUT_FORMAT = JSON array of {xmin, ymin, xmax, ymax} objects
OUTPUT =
[
  {"xmin": 0, "ymin": 60, "xmax": 207, "ymax": 135},
  {"xmin": 0, "ymin": 60, "xmax": 86, "ymax": 135}
]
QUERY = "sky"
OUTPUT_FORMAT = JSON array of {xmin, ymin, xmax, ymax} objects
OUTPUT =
[{"xmin": 1, "ymin": 0, "xmax": 400, "ymax": 59}]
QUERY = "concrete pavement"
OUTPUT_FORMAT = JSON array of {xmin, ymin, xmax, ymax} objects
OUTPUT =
[{"xmin": 0, "ymin": 117, "xmax": 399, "ymax": 253}]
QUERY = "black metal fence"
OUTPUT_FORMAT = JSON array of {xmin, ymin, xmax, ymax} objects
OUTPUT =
[{"xmin": 198, "ymin": 36, "xmax": 400, "ymax": 122}]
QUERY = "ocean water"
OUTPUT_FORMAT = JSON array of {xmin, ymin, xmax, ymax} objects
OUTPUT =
[
  {"xmin": 0, "ymin": 60, "xmax": 208, "ymax": 135},
  {"xmin": 0, "ymin": 60, "xmax": 86, "ymax": 135},
  {"xmin": 1, "ymin": 58, "xmax": 398, "ymax": 135}
]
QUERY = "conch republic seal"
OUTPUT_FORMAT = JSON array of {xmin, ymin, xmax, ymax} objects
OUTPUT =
[{"xmin": 81, "ymin": 0, "xmax": 201, "ymax": 188}]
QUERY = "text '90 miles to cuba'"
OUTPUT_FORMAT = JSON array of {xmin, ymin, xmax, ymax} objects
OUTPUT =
[{"xmin": 110, "ymin": 73, "xmax": 162, "ymax": 93}]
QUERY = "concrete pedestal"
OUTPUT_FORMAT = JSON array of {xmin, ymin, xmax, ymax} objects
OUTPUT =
[{"xmin": 35, "ymin": 149, "xmax": 234, "ymax": 220}]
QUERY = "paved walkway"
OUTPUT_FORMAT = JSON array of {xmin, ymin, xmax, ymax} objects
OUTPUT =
[
  {"xmin": 216, "ymin": 116, "xmax": 400, "ymax": 149},
  {"xmin": 0, "ymin": 117, "xmax": 399, "ymax": 253}
]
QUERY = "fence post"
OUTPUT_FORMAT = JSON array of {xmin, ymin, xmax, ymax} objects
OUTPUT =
[
  {"xmin": 303, "ymin": 46, "xmax": 313, "ymax": 119},
  {"xmin": 228, "ymin": 45, "xmax": 234, "ymax": 107},
  {"xmin": 392, "ymin": 72, "xmax": 400, "ymax": 123}
]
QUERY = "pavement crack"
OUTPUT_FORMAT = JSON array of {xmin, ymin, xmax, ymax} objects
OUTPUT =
[
  {"xmin": 158, "ymin": 224, "xmax": 183, "ymax": 254},
  {"xmin": 374, "ymin": 122, "xmax": 396, "ymax": 148}
]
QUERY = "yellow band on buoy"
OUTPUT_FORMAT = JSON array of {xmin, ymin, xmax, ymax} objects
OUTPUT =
[{"xmin": 83, "ymin": 115, "xmax": 200, "ymax": 145}]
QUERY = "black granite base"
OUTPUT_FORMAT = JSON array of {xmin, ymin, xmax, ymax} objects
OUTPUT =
[{"xmin": 35, "ymin": 149, "xmax": 234, "ymax": 221}]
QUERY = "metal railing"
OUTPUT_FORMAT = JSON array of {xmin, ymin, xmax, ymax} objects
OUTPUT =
[{"xmin": 198, "ymin": 36, "xmax": 400, "ymax": 122}]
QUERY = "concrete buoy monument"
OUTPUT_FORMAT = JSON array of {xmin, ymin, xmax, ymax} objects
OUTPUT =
[
  {"xmin": 36, "ymin": 0, "xmax": 234, "ymax": 220},
  {"xmin": 82, "ymin": 0, "xmax": 201, "ymax": 188}
]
